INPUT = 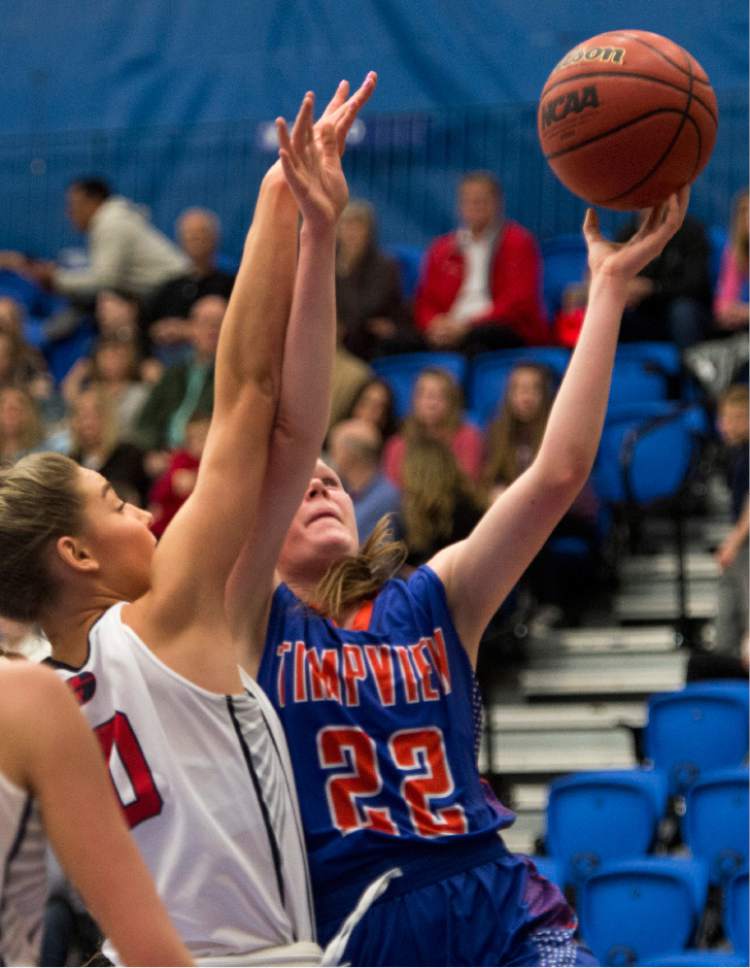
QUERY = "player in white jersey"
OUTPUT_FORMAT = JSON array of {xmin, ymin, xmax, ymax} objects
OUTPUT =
[
  {"xmin": 0, "ymin": 74, "xmax": 376, "ymax": 966},
  {"xmin": 0, "ymin": 660, "xmax": 191, "ymax": 966}
]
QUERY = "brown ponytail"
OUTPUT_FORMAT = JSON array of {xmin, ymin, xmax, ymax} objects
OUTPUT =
[
  {"xmin": 311, "ymin": 516, "xmax": 406, "ymax": 623},
  {"xmin": 0, "ymin": 452, "xmax": 84, "ymax": 621}
]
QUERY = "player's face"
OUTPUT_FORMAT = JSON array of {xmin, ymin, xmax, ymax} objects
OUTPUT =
[
  {"xmin": 278, "ymin": 460, "xmax": 359, "ymax": 578},
  {"xmin": 77, "ymin": 467, "xmax": 156, "ymax": 601}
]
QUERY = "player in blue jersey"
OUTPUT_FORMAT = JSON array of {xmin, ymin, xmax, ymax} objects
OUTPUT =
[{"xmin": 227, "ymin": 188, "xmax": 690, "ymax": 966}]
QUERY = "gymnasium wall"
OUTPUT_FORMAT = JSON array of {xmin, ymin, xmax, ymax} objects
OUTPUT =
[{"xmin": 0, "ymin": 0, "xmax": 746, "ymax": 256}]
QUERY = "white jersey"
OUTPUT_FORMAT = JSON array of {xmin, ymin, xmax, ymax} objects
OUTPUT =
[
  {"xmin": 0, "ymin": 769, "xmax": 46, "ymax": 967},
  {"xmin": 49, "ymin": 603, "xmax": 315, "ymax": 965}
]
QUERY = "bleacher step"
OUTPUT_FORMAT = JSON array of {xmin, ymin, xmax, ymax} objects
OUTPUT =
[
  {"xmin": 490, "ymin": 727, "xmax": 635, "ymax": 774},
  {"xmin": 489, "ymin": 702, "xmax": 646, "ymax": 732},
  {"xmin": 530, "ymin": 625, "xmax": 677, "ymax": 656},
  {"xmin": 620, "ymin": 552, "xmax": 719, "ymax": 581},
  {"xmin": 520, "ymin": 661, "xmax": 686, "ymax": 696}
]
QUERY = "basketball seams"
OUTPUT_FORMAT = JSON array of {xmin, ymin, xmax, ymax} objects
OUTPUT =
[
  {"xmin": 613, "ymin": 31, "xmax": 711, "ymax": 85},
  {"xmin": 544, "ymin": 108, "xmax": 706, "ymax": 162},
  {"xmin": 602, "ymin": 54, "xmax": 696, "ymax": 204},
  {"xmin": 540, "ymin": 71, "xmax": 718, "ymax": 126}
]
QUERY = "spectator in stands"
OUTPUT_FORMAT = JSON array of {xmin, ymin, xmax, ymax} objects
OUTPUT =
[
  {"xmin": 328, "ymin": 319, "xmax": 374, "ymax": 431},
  {"xmin": 147, "ymin": 207, "xmax": 235, "ymax": 360},
  {"xmin": 148, "ymin": 412, "xmax": 210, "ymax": 537},
  {"xmin": 482, "ymin": 362, "xmax": 601, "ymax": 626},
  {"xmin": 0, "ymin": 297, "xmax": 56, "ymax": 402},
  {"xmin": 0, "ymin": 387, "xmax": 48, "ymax": 463},
  {"xmin": 400, "ymin": 435, "xmax": 485, "ymax": 567},
  {"xmin": 336, "ymin": 200, "xmax": 419, "ymax": 360},
  {"xmin": 95, "ymin": 287, "xmax": 141, "ymax": 343},
  {"xmin": 383, "ymin": 367, "xmax": 483, "ymax": 484},
  {"xmin": 713, "ymin": 384, "xmax": 749, "ymax": 656},
  {"xmin": 67, "ymin": 386, "xmax": 149, "ymax": 506},
  {"xmin": 616, "ymin": 209, "xmax": 712, "ymax": 347},
  {"xmin": 413, "ymin": 171, "xmax": 547, "ymax": 353},
  {"xmin": 134, "ymin": 293, "xmax": 224, "ymax": 474},
  {"xmin": 714, "ymin": 187, "xmax": 749, "ymax": 333},
  {"xmin": 62, "ymin": 335, "xmax": 149, "ymax": 442},
  {"xmin": 345, "ymin": 376, "xmax": 400, "ymax": 444},
  {"xmin": 327, "ymin": 418, "xmax": 401, "ymax": 542},
  {"xmin": 2, "ymin": 178, "xmax": 189, "ymax": 340}
]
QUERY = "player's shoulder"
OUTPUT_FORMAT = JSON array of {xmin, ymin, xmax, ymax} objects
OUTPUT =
[{"xmin": 0, "ymin": 662, "xmax": 74, "ymax": 728}]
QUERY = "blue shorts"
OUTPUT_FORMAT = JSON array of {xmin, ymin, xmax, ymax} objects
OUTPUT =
[{"xmin": 318, "ymin": 839, "xmax": 598, "ymax": 967}]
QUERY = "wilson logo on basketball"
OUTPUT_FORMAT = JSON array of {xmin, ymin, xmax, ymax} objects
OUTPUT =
[
  {"xmin": 541, "ymin": 85, "xmax": 600, "ymax": 129},
  {"xmin": 555, "ymin": 45, "xmax": 626, "ymax": 71}
]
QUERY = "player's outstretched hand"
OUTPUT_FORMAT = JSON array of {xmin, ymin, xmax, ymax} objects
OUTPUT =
[
  {"xmin": 583, "ymin": 185, "xmax": 690, "ymax": 283},
  {"xmin": 276, "ymin": 91, "xmax": 350, "ymax": 232},
  {"xmin": 315, "ymin": 71, "xmax": 377, "ymax": 155}
]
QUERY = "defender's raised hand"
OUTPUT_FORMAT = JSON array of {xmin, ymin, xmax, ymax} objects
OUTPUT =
[
  {"xmin": 276, "ymin": 92, "xmax": 349, "ymax": 232},
  {"xmin": 583, "ymin": 185, "xmax": 690, "ymax": 282},
  {"xmin": 315, "ymin": 71, "xmax": 378, "ymax": 155}
]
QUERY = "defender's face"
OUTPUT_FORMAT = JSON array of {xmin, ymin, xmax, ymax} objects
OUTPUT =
[
  {"xmin": 278, "ymin": 460, "xmax": 359, "ymax": 579},
  {"xmin": 77, "ymin": 467, "xmax": 156, "ymax": 601}
]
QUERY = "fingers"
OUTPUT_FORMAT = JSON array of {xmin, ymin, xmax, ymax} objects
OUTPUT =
[
  {"xmin": 290, "ymin": 92, "xmax": 315, "ymax": 157},
  {"xmin": 582, "ymin": 207, "xmax": 601, "ymax": 244},
  {"xmin": 320, "ymin": 80, "xmax": 350, "ymax": 120},
  {"xmin": 318, "ymin": 121, "xmax": 338, "ymax": 163}
]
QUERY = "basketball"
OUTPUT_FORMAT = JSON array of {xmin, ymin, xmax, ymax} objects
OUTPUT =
[{"xmin": 537, "ymin": 30, "xmax": 718, "ymax": 210}]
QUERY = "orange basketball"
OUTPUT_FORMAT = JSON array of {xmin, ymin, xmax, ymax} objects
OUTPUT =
[{"xmin": 537, "ymin": 30, "xmax": 718, "ymax": 210}]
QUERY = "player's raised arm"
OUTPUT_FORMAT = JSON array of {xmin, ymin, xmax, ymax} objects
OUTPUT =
[
  {"xmin": 224, "ymin": 74, "xmax": 377, "ymax": 657},
  {"xmin": 429, "ymin": 188, "xmax": 690, "ymax": 663},
  {"xmin": 131, "ymin": 125, "xmax": 302, "ymax": 635},
  {"xmin": 0, "ymin": 663, "xmax": 192, "ymax": 967}
]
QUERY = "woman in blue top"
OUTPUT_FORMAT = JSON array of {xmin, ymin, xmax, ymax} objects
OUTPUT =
[{"xmin": 227, "ymin": 188, "xmax": 690, "ymax": 967}]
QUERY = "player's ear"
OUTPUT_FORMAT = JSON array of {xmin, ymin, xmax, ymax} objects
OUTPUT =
[{"xmin": 53, "ymin": 536, "xmax": 100, "ymax": 575}]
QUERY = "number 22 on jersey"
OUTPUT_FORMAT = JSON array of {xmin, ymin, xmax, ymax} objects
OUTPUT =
[{"xmin": 318, "ymin": 726, "xmax": 467, "ymax": 838}]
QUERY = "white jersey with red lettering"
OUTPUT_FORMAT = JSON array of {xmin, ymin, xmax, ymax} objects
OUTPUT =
[
  {"xmin": 47, "ymin": 602, "xmax": 316, "ymax": 966},
  {"xmin": 0, "ymin": 767, "xmax": 46, "ymax": 967}
]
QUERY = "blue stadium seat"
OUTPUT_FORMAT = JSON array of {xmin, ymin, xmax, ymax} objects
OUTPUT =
[
  {"xmin": 644, "ymin": 683, "xmax": 750, "ymax": 796},
  {"xmin": 465, "ymin": 347, "xmax": 570, "ymax": 427},
  {"xmin": 725, "ymin": 870, "xmax": 749, "ymax": 960},
  {"xmin": 615, "ymin": 341, "xmax": 682, "ymax": 378},
  {"xmin": 686, "ymin": 768, "xmax": 749, "ymax": 885},
  {"xmin": 641, "ymin": 951, "xmax": 748, "ymax": 966},
  {"xmin": 579, "ymin": 858, "xmax": 709, "ymax": 966},
  {"xmin": 384, "ymin": 243, "xmax": 424, "ymax": 300},
  {"xmin": 546, "ymin": 770, "xmax": 668, "ymax": 888},
  {"xmin": 593, "ymin": 405, "xmax": 704, "ymax": 506},
  {"xmin": 540, "ymin": 233, "xmax": 588, "ymax": 319},
  {"xmin": 607, "ymin": 359, "xmax": 669, "ymax": 411},
  {"xmin": 371, "ymin": 351, "xmax": 467, "ymax": 419}
]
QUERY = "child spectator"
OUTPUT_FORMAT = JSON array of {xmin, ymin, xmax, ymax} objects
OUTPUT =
[
  {"xmin": 713, "ymin": 384, "xmax": 749, "ymax": 656},
  {"xmin": 148, "ymin": 412, "xmax": 210, "ymax": 537},
  {"xmin": 63, "ymin": 335, "xmax": 149, "ymax": 441},
  {"xmin": 67, "ymin": 387, "xmax": 149, "ymax": 506},
  {"xmin": 383, "ymin": 367, "xmax": 483, "ymax": 484},
  {"xmin": 345, "ymin": 376, "xmax": 400, "ymax": 444}
]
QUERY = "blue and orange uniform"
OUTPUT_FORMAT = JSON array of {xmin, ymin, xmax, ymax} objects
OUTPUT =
[{"xmin": 259, "ymin": 565, "xmax": 592, "ymax": 966}]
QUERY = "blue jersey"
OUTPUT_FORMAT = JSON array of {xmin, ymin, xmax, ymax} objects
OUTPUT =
[{"xmin": 258, "ymin": 565, "xmax": 516, "ymax": 931}]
